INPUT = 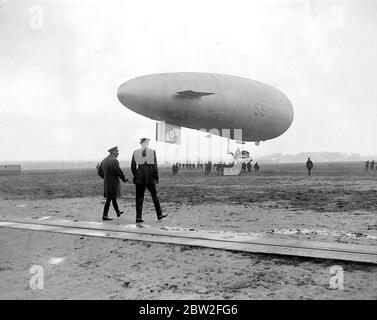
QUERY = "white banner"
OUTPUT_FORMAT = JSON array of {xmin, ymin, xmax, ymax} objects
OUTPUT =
[{"xmin": 156, "ymin": 121, "xmax": 181, "ymax": 145}]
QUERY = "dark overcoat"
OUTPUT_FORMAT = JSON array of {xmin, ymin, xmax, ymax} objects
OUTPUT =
[
  {"xmin": 131, "ymin": 148, "xmax": 159, "ymax": 184},
  {"xmin": 98, "ymin": 155, "xmax": 126, "ymax": 198},
  {"xmin": 306, "ymin": 160, "xmax": 314, "ymax": 169}
]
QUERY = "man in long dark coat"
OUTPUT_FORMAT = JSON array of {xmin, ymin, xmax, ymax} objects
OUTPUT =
[
  {"xmin": 98, "ymin": 146, "xmax": 128, "ymax": 221},
  {"xmin": 131, "ymin": 138, "xmax": 167, "ymax": 223}
]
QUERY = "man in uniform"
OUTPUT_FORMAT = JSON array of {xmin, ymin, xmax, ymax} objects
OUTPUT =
[
  {"xmin": 98, "ymin": 146, "xmax": 128, "ymax": 221},
  {"xmin": 131, "ymin": 138, "xmax": 167, "ymax": 223},
  {"xmin": 306, "ymin": 157, "xmax": 314, "ymax": 176}
]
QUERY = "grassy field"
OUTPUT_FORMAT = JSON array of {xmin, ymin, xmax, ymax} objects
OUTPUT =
[{"xmin": 1, "ymin": 162, "xmax": 376, "ymax": 213}]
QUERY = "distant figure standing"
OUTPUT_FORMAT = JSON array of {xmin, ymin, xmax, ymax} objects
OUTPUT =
[
  {"xmin": 98, "ymin": 146, "xmax": 128, "ymax": 221},
  {"xmin": 365, "ymin": 160, "xmax": 370, "ymax": 170},
  {"xmin": 306, "ymin": 158, "xmax": 314, "ymax": 176},
  {"xmin": 131, "ymin": 138, "xmax": 167, "ymax": 223},
  {"xmin": 254, "ymin": 162, "xmax": 260, "ymax": 172},
  {"xmin": 247, "ymin": 161, "xmax": 252, "ymax": 173},
  {"xmin": 371, "ymin": 160, "xmax": 375, "ymax": 170},
  {"xmin": 172, "ymin": 163, "xmax": 178, "ymax": 175},
  {"xmin": 216, "ymin": 163, "xmax": 223, "ymax": 175},
  {"xmin": 241, "ymin": 162, "xmax": 246, "ymax": 173},
  {"xmin": 204, "ymin": 162, "xmax": 210, "ymax": 175}
]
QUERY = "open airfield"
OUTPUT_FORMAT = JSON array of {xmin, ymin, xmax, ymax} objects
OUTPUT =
[{"xmin": 1, "ymin": 161, "xmax": 377, "ymax": 299}]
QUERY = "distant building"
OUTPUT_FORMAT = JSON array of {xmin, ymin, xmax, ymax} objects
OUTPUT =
[{"xmin": 0, "ymin": 165, "xmax": 21, "ymax": 176}]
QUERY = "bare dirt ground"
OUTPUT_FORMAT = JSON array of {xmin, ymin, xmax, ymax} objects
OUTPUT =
[
  {"xmin": 1, "ymin": 228, "xmax": 376, "ymax": 300},
  {"xmin": 0, "ymin": 162, "xmax": 377, "ymax": 299}
]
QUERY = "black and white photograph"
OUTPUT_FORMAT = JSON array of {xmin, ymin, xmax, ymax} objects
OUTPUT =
[{"xmin": 1, "ymin": 0, "xmax": 377, "ymax": 305}]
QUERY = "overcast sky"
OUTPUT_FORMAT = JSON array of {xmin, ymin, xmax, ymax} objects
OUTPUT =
[{"xmin": 0, "ymin": 0, "xmax": 376, "ymax": 162}]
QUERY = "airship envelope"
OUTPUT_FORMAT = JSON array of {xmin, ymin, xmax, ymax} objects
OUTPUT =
[{"xmin": 117, "ymin": 72, "xmax": 294, "ymax": 142}]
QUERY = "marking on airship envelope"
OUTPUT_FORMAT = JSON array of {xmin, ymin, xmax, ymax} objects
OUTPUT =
[
  {"xmin": 175, "ymin": 90, "xmax": 215, "ymax": 99},
  {"xmin": 254, "ymin": 103, "xmax": 267, "ymax": 117}
]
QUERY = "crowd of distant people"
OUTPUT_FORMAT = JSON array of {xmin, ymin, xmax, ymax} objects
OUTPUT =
[
  {"xmin": 364, "ymin": 160, "xmax": 377, "ymax": 171},
  {"xmin": 172, "ymin": 162, "xmax": 205, "ymax": 171},
  {"xmin": 171, "ymin": 161, "xmax": 261, "ymax": 176},
  {"xmin": 171, "ymin": 158, "xmax": 322, "ymax": 176}
]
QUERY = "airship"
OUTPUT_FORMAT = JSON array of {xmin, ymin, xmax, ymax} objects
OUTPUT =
[{"xmin": 117, "ymin": 72, "xmax": 293, "ymax": 144}]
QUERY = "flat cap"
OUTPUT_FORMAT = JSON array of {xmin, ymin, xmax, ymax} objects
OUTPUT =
[{"xmin": 140, "ymin": 138, "xmax": 150, "ymax": 144}]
